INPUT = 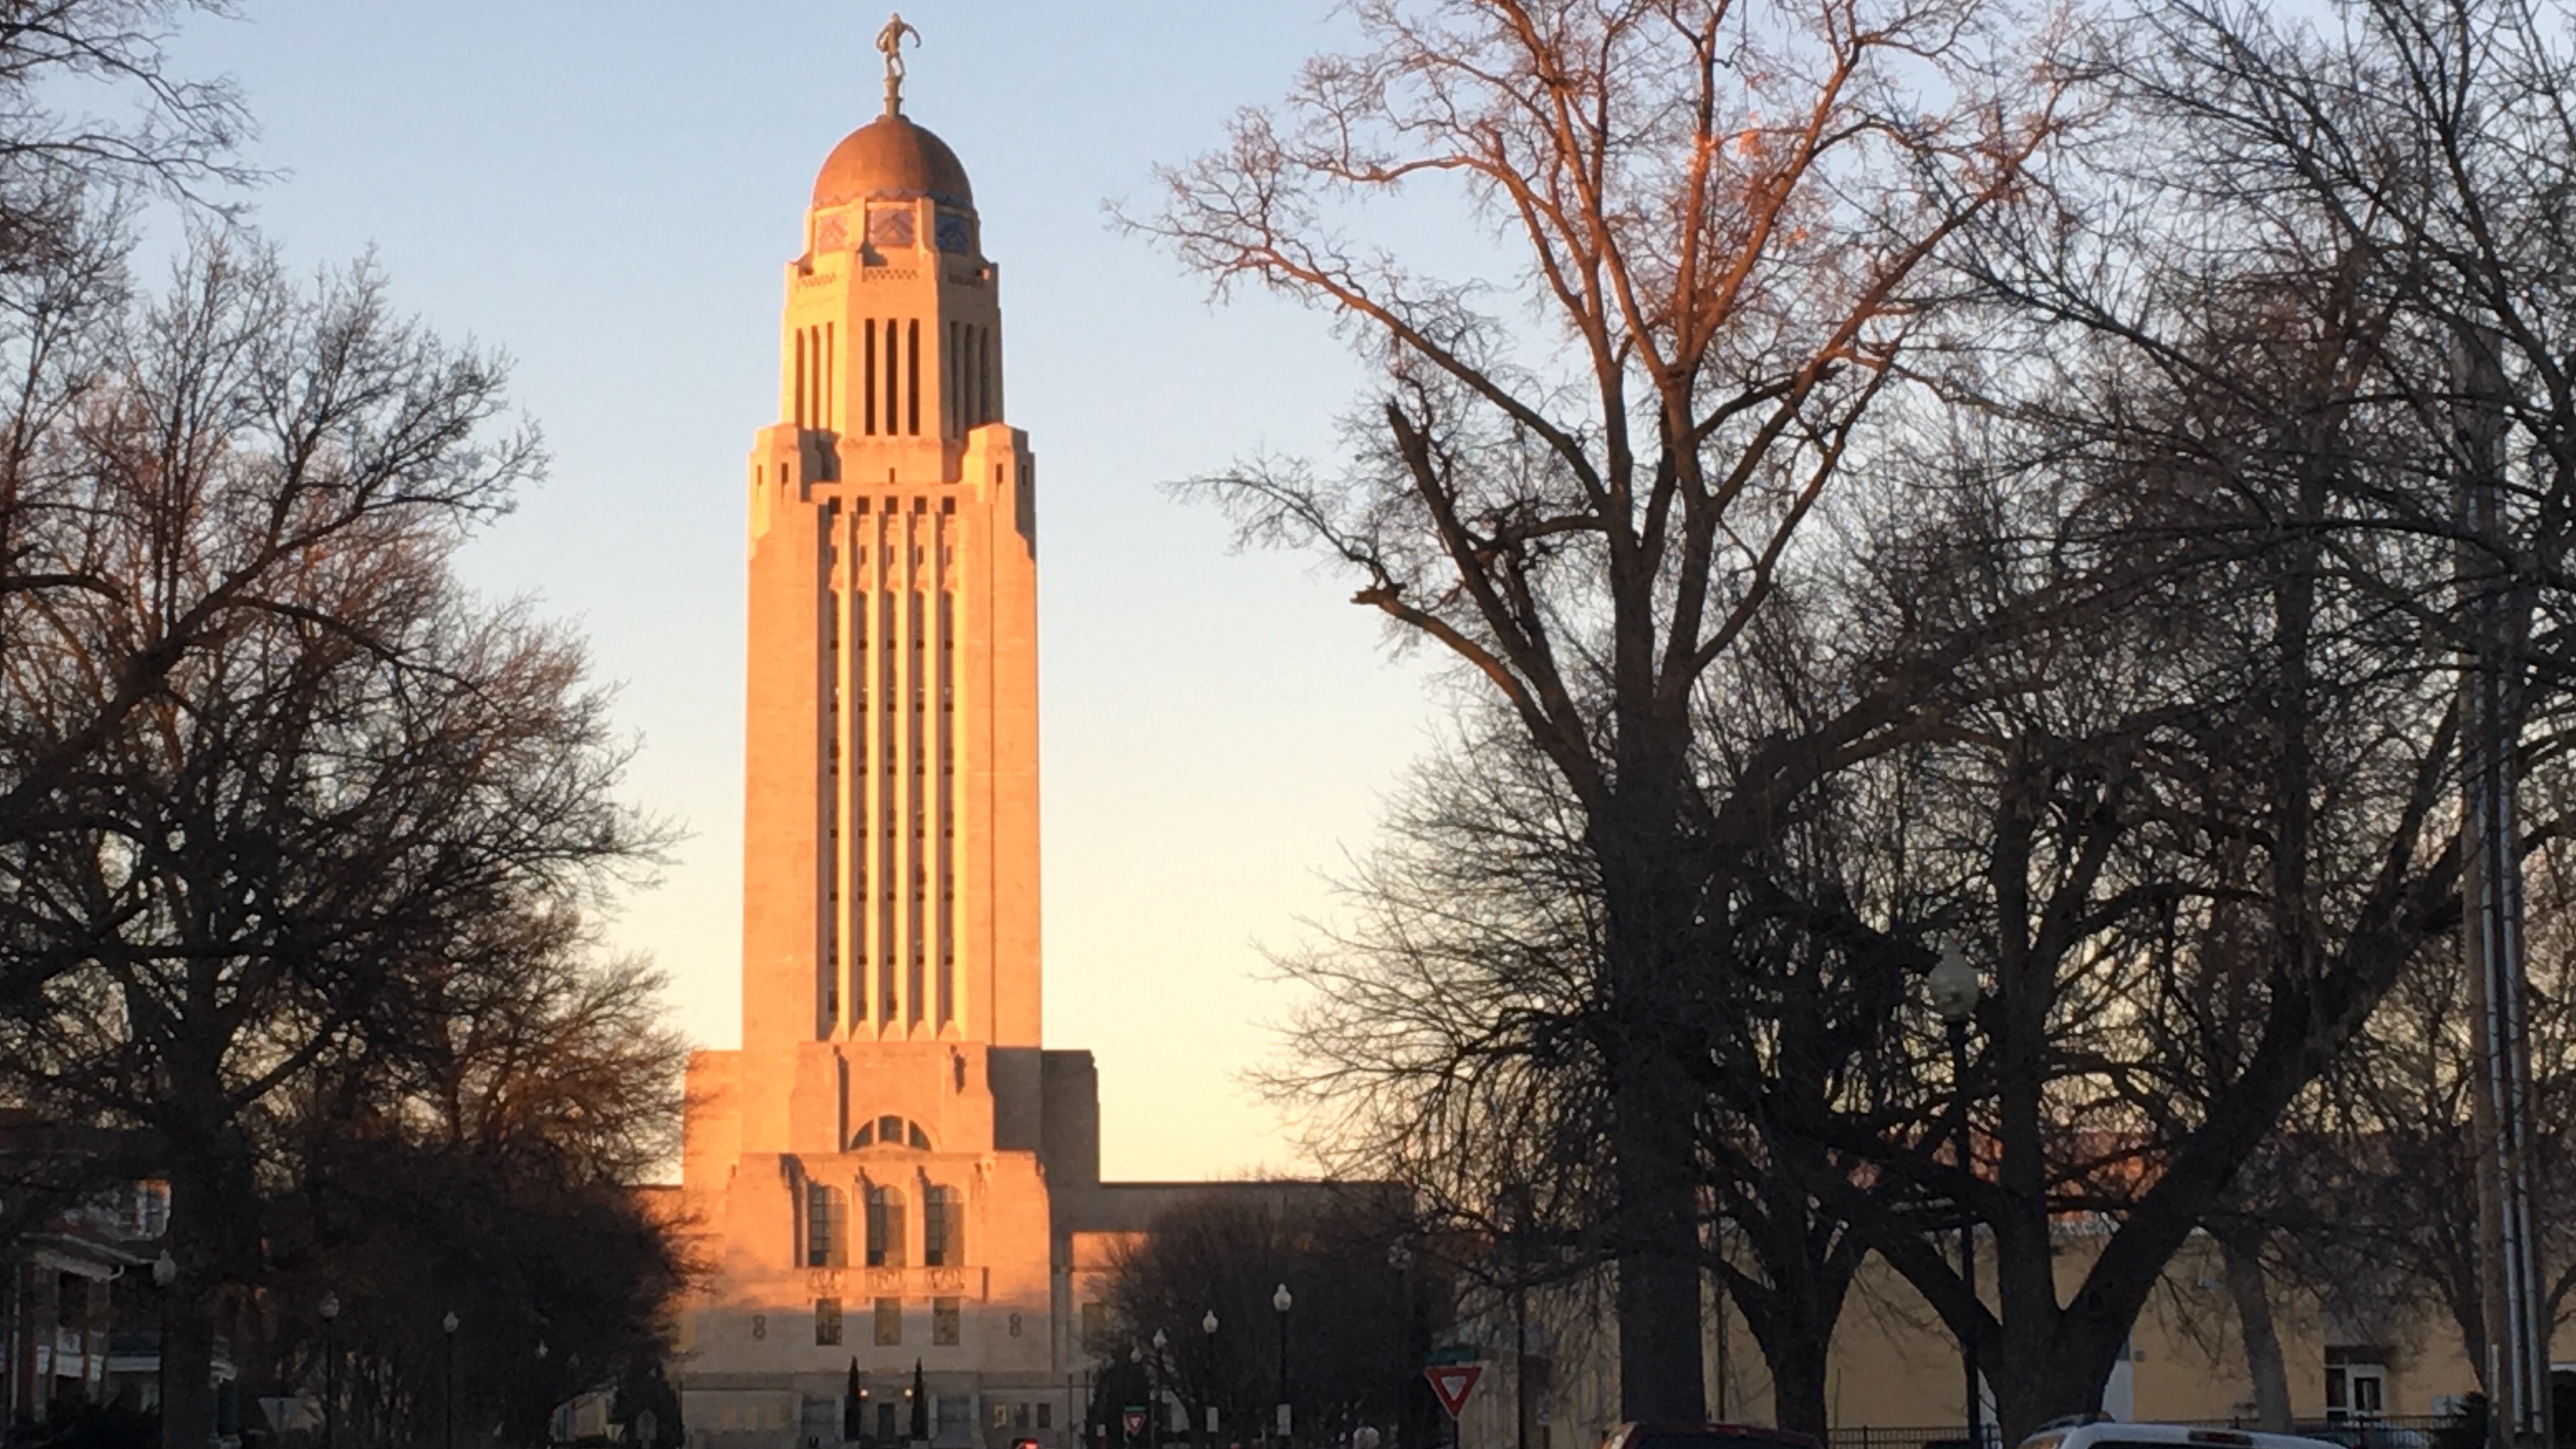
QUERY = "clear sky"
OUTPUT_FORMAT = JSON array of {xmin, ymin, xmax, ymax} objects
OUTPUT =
[{"xmin": 155, "ymin": 1, "xmax": 1447, "ymax": 1181}]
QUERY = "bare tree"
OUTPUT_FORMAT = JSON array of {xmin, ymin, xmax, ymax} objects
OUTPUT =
[
  {"xmin": 1770, "ymin": 0, "xmax": 2576, "ymax": 1431},
  {"xmin": 251, "ymin": 916, "xmax": 692, "ymax": 1449},
  {"xmin": 2234, "ymin": 833, "xmax": 2576, "ymax": 1406},
  {"xmin": 0, "ymin": 0, "xmax": 255, "ymax": 842},
  {"xmin": 0, "ymin": 0, "xmax": 251, "ymax": 271},
  {"xmin": 0, "ymin": 230, "xmax": 656, "ymax": 1449},
  {"xmin": 1266, "ymin": 592, "xmax": 1923, "ymax": 1435},
  {"xmin": 1137, "ymin": 0, "xmax": 2065, "ymax": 1416},
  {"xmin": 1090, "ymin": 1190, "xmax": 1431, "ymax": 1449}
]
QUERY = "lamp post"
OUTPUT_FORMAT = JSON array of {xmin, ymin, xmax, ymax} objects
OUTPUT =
[
  {"xmin": 1495, "ymin": 1188, "xmax": 1532, "ymax": 1449},
  {"xmin": 317, "ymin": 1290, "xmax": 339, "ymax": 1449},
  {"xmin": 1202, "ymin": 1312, "xmax": 1219, "ymax": 1443},
  {"xmin": 1387, "ymin": 1246, "xmax": 1412, "ymax": 1449},
  {"xmin": 442, "ymin": 1309, "xmax": 460, "ymax": 1449},
  {"xmin": 1151, "ymin": 1330, "xmax": 1168, "ymax": 1449},
  {"xmin": 151, "ymin": 1252, "xmax": 177, "ymax": 1433},
  {"xmin": 1928, "ymin": 948, "xmax": 1984, "ymax": 1449},
  {"xmin": 1272, "ymin": 1284, "xmax": 1292, "ymax": 1449}
]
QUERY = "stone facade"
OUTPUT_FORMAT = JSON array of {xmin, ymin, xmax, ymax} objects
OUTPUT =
[{"xmin": 673, "ymin": 87, "xmax": 1283, "ymax": 1449}]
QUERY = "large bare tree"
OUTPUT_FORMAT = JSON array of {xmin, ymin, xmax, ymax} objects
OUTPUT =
[
  {"xmin": 0, "ymin": 231, "xmax": 657, "ymax": 1449},
  {"xmin": 1139, "ymin": 0, "xmax": 2063, "ymax": 1415}
]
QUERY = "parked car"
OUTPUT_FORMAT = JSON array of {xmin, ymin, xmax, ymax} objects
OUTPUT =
[
  {"xmin": 1603, "ymin": 1423, "xmax": 1826, "ymax": 1449},
  {"xmin": 2019, "ymin": 1424, "xmax": 2346, "ymax": 1449}
]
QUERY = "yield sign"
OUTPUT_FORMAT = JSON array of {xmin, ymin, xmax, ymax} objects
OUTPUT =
[
  {"xmin": 1424, "ymin": 1364, "xmax": 1483, "ymax": 1420},
  {"xmin": 1122, "ymin": 1409, "xmax": 1147, "ymax": 1438}
]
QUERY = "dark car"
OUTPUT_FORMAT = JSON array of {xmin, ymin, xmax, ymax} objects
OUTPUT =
[{"xmin": 1603, "ymin": 1422, "xmax": 1826, "ymax": 1449}]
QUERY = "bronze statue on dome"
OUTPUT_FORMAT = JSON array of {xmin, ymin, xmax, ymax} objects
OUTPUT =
[{"xmin": 878, "ymin": 13, "xmax": 921, "ymax": 115}]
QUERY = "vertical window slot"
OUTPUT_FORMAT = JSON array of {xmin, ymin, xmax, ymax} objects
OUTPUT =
[
  {"xmin": 886, "ymin": 318, "xmax": 901, "ymax": 435},
  {"xmin": 906, "ymin": 319, "xmax": 921, "ymax": 436}
]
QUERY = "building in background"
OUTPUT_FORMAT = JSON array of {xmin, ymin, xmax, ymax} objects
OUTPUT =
[{"xmin": 0, "ymin": 1114, "xmax": 204, "ymax": 1435}]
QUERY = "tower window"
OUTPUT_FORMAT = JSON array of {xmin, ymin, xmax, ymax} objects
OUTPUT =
[
  {"xmin": 924, "ymin": 1185, "xmax": 965, "ymax": 1267},
  {"xmin": 932, "ymin": 1297, "xmax": 960, "ymax": 1346},
  {"xmin": 978, "ymin": 327, "xmax": 993, "ymax": 424},
  {"xmin": 874, "ymin": 1297, "xmax": 902, "ymax": 1347},
  {"xmin": 864, "ymin": 319, "xmax": 878, "ymax": 435},
  {"xmin": 906, "ymin": 319, "xmax": 921, "ymax": 435},
  {"xmin": 884, "ymin": 318, "xmax": 900, "ymax": 431},
  {"xmin": 852, "ymin": 1116, "xmax": 934, "ymax": 1151},
  {"xmin": 865, "ymin": 1184, "xmax": 908, "ymax": 1268},
  {"xmin": 815, "ymin": 1296, "xmax": 844, "ymax": 1346},
  {"xmin": 805, "ymin": 1181, "xmax": 847, "ymax": 1268}
]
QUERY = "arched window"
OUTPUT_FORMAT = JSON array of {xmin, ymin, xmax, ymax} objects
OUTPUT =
[
  {"xmin": 850, "ymin": 1114, "xmax": 933, "ymax": 1150},
  {"xmin": 866, "ymin": 1184, "xmax": 909, "ymax": 1268},
  {"xmin": 805, "ymin": 1181, "xmax": 846, "ymax": 1268},
  {"xmin": 923, "ymin": 1184, "xmax": 965, "ymax": 1267}
]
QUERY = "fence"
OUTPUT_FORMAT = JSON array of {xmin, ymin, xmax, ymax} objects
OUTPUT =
[
  {"xmin": 1824, "ymin": 1425, "xmax": 2001, "ymax": 1449},
  {"xmin": 1824, "ymin": 1418, "xmax": 2454, "ymax": 1449}
]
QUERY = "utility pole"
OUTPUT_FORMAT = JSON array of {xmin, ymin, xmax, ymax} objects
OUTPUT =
[{"xmin": 2455, "ymin": 323, "xmax": 2549, "ymax": 1449}]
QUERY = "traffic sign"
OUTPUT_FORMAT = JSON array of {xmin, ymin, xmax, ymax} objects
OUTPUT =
[
  {"xmin": 1122, "ymin": 1409, "xmax": 1147, "ymax": 1438},
  {"xmin": 1424, "ymin": 1364, "xmax": 1483, "ymax": 1420}
]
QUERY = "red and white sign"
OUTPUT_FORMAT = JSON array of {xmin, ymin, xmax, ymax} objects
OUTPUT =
[
  {"xmin": 1424, "ymin": 1365, "xmax": 1483, "ymax": 1420},
  {"xmin": 1122, "ymin": 1410, "xmax": 1147, "ymax": 1438}
]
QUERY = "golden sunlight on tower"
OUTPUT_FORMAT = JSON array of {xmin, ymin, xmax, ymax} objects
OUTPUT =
[
  {"xmin": 740, "ymin": 81, "xmax": 1039, "ymax": 1055},
  {"xmin": 669, "ymin": 24, "xmax": 1332, "ymax": 1449}
]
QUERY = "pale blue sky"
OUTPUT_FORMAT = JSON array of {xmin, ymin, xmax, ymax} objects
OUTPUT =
[{"xmin": 156, "ymin": 2, "xmax": 1447, "ymax": 1180}]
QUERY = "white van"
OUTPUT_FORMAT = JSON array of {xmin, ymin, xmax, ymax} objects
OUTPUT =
[{"xmin": 2020, "ymin": 1425, "xmax": 2346, "ymax": 1449}]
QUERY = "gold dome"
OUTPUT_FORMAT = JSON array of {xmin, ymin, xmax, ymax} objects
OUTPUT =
[{"xmin": 811, "ymin": 112, "xmax": 973, "ymax": 209}]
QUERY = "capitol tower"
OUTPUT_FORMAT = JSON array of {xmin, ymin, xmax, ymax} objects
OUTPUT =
[{"xmin": 673, "ymin": 27, "xmax": 1324, "ymax": 1449}]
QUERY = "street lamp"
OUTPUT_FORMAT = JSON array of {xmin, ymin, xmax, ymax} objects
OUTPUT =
[
  {"xmin": 1928, "ymin": 948, "xmax": 1984, "ymax": 1449},
  {"xmin": 1272, "ymin": 1284, "xmax": 1293, "ymax": 1449},
  {"xmin": 442, "ymin": 1309, "xmax": 460, "ymax": 1449},
  {"xmin": 1386, "ymin": 1246, "xmax": 1413, "ymax": 1449},
  {"xmin": 151, "ymin": 1253, "xmax": 177, "ymax": 1432},
  {"xmin": 318, "ymin": 1291, "xmax": 340, "ymax": 1449},
  {"xmin": 1201, "ymin": 1313, "xmax": 1219, "ymax": 1440},
  {"xmin": 1129, "ymin": 1343, "xmax": 1144, "ymax": 1449},
  {"xmin": 1151, "ymin": 1329, "xmax": 1169, "ymax": 1449}
]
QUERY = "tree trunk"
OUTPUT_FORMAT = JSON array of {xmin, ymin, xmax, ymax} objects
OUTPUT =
[
  {"xmin": 1725, "ymin": 1173, "xmax": 1861, "ymax": 1438},
  {"xmin": 160, "ymin": 1172, "xmax": 220, "ymax": 1449},
  {"xmin": 1602, "ymin": 775, "xmax": 1711, "ymax": 1424},
  {"xmin": 1613, "ymin": 1126, "xmax": 1709, "ymax": 1421},
  {"xmin": 1731, "ymin": 1276, "xmax": 1837, "ymax": 1438},
  {"xmin": 1768, "ymin": 1335, "xmax": 1830, "ymax": 1440},
  {"xmin": 1989, "ymin": 1308, "xmax": 2131, "ymax": 1445},
  {"xmin": 2218, "ymin": 1230, "xmax": 2294, "ymax": 1432},
  {"xmin": 160, "ymin": 1050, "xmax": 257, "ymax": 1449}
]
